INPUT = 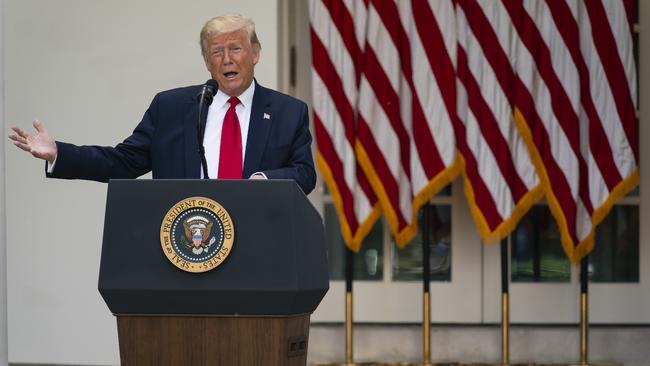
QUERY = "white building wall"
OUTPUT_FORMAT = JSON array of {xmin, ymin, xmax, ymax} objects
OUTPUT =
[{"xmin": 1, "ymin": 0, "xmax": 8, "ymax": 364}]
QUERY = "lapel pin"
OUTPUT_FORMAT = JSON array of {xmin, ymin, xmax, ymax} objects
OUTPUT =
[{"xmin": 263, "ymin": 112, "xmax": 271, "ymax": 120}]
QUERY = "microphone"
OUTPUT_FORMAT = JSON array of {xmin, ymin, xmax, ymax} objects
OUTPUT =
[
  {"xmin": 197, "ymin": 79, "xmax": 218, "ymax": 179},
  {"xmin": 197, "ymin": 79, "xmax": 218, "ymax": 104}
]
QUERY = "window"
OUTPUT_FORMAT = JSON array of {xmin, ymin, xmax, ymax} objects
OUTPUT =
[
  {"xmin": 590, "ymin": 205, "xmax": 639, "ymax": 282},
  {"xmin": 324, "ymin": 203, "xmax": 384, "ymax": 281},
  {"xmin": 510, "ymin": 204, "xmax": 640, "ymax": 284},
  {"xmin": 392, "ymin": 204, "xmax": 452, "ymax": 282},
  {"xmin": 511, "ymin": 205, "xmax": 570, "ymax": 283},
  {"xmin": 324, "ymin": 187, "xmax": 452, "ymax": 284}
]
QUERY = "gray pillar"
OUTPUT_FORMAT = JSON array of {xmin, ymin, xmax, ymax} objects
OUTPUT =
[{"xmin": 0, "ymin": 0, "xmax": 8, "ymax": 363}]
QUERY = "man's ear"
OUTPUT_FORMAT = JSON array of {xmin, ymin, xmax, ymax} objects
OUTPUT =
[{"xmin": 252, "ymin": 48, "xmax": 260, "ymax": 65}]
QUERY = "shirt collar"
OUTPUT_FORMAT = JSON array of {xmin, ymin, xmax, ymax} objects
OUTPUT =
[{"xmin": 213, "ymin": 80, "xmax": 256, "ymax": 110}]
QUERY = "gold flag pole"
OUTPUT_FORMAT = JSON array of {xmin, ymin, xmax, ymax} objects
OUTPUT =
[
  {"xmin": 580, "ymin": 291, "xmax": 588, "ymax": 365},
  {"xmin": 345, "ymin": 248, "xmax": 354, "ymax": 366},
  {"xmin": 345, "ymin": 291, "xmax": 354, "ymax": 365},
  {"xmin": 422, "ymin": 203, "xmax": 432, "ymax": 366},
  {"xmin": 423, "ymin": 292, "xmax": 432, "ymax": 366},
  {"xmin": 579, "ymin": 257, "xmax": 589, "ymax": 366},
  {"xmin": 500, "ymin": 239, "xmax": 510, "ymax": 366}
]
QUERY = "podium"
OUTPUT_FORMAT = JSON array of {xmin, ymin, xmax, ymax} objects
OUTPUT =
[{"xmin": 98, "ymin": 180, "xmax": 329, "ymax": 366}]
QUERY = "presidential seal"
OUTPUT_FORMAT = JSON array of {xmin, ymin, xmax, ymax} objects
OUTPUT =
[{"xmin": 160, "ymin": 197, "xmax": 234, "ymax": 273}]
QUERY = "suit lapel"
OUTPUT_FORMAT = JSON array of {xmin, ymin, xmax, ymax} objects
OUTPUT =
[
  {"xmin": 183, "ymin": 95, "xmax": 201, "ymax": 178},
  {"xmin": 243, "ymin": 83, "xmax": 272, "ymax": 178}
]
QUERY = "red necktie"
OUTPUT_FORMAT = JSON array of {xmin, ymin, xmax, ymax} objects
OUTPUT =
[{"xmin": 217, "ymin": 97, "xmax": 242, "ymax": 179}]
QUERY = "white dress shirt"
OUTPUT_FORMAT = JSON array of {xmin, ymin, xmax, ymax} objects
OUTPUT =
[{"xmin": 203, "ymin": 81, "xmax": 256, "ymax": 179}]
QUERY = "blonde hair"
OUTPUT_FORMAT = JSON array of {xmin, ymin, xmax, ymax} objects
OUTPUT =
[{"xmin": 200, "ymin": 14, "xmax": 261, "ymax": 57}]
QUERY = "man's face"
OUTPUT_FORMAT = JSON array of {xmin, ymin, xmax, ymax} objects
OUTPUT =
[{"xmin": 204, "ymin": 30, "xmax": 260, "ymax": 97}]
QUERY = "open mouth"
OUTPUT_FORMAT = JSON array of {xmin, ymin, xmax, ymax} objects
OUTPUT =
[{"xmin": 223, "ymin": 71, "xmax": 238, "ymax": 79}]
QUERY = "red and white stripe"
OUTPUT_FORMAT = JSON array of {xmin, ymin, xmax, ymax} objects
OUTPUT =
[
  {"xmin": 310, "ymin": 0, "xmax": 638, "ymax": 260},
  {"xmin": 454, "ymin": 0, "xmax": 543, "ymax": 243},
  {"xmin": 310, "ymin": 0, "xmax": 380, "ymax": 252},
  {"xmin": 355, "ymin": 0, "xmax": 460, "ymax": 247},
  {"xmin": 491, "ymin": 0, "xmax": 637, "ymax": 261},
  {"xmin": 578, "ymin": 0, "xmax": 638, "ymax": 257}
]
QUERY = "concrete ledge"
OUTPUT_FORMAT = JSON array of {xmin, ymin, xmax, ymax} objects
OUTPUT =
[{"xmin": 308, "ymin": 324, "xmax": 650, "ymax": 365}]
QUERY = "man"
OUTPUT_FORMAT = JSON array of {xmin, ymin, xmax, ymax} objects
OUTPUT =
[{"xmin": 8, "ymin": 14, "xmax": 316, "ymax": 195}]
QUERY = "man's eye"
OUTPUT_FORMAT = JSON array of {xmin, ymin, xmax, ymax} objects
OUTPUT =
[{"xmin": 212, "ymin": 49, "xmax": 223, "ymax": 56}]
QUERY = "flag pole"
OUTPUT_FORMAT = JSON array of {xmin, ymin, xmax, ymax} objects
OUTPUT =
[
  {"xmin": 345, "ymin": 247, "xmax": 354, "ymax": 366},
  {"xmin": 579, "ymin": 256, "xmax": 589, "ymax": 366},
  {"xmin": 422, "ymin": 203, "xmax": 432, "ymax": 366},
  {"xmin": 500, "ymin": 238, "xmax": 510, "ymax": 366}
]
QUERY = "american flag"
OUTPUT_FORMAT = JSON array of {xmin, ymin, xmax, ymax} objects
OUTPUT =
[
  {"xmin": 455, "ymin": 0, "xmax": 544, "ymax": 244},
  {"xmin": 311, "ymin": 0, "xmax": 638, "ymax": 261},
  {"xmin": 310, "ymin": 0, "xmax": 380, "ymax": 252},
  {"xmin": 474, "ymin": 0, "xmax": 638, "ymax": 262},
  {"xmin": 355, "ymin": 0, "xmax": 461, "ymax": 248}
]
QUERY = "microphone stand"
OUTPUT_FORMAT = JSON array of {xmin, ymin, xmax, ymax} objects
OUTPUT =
[
  {"xmin": 197, "ymin": 90, "xmax": 210, "ymax": 179},
  {"xmin": 197, "ymin": 81, "xmax": 217, "ymax": 179}
]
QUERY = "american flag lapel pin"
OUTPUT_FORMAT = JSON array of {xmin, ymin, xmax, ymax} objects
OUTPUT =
[{"xmin": 263, "ymin": 112, "xmax": 271, "ymax": 120}]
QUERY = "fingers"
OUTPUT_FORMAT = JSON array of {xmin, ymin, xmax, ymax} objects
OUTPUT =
[
  {"xmin": 10, "ymin": 126, "xmax": 29, "ymax": 139},
  {"xmin": 8, "ymin": 130, "xmax": 31, "ymax": 151},
  {"xmin": 33, "ymin": 119, "xmax": 47, "ymax": 133},
  {"xmin": 8, "ymin": 120, "xmax": 58, "ymax": 161},
  {"xmin": 9, "ymin": 125, "xmax": 32, "ymax": 153},
  {"xmin": 8, "ymin": 120, "xmax": 50, "ymax": 156},
  {"xmin": 12, "ymin": 140, "xmax": 31, "ymax": 152},
  {"xmin": 8, "ymin": 130, "xmax": 28, "ymax": 145}
]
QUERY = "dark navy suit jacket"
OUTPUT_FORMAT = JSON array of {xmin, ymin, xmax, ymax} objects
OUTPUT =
[{"xmin": 47, "ymin": 82, "xmax": 317, "ymax": 194}]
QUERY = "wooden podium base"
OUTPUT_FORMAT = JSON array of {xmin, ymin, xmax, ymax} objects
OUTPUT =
[{"xmin": 116, "ymin": 314, "xmax": 310, "ymax": 366}]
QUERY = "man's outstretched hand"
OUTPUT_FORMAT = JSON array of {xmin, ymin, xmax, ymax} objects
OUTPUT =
[{"xmin": 9, "ymin": 120, "xmax": 57, "ymax": 163}]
